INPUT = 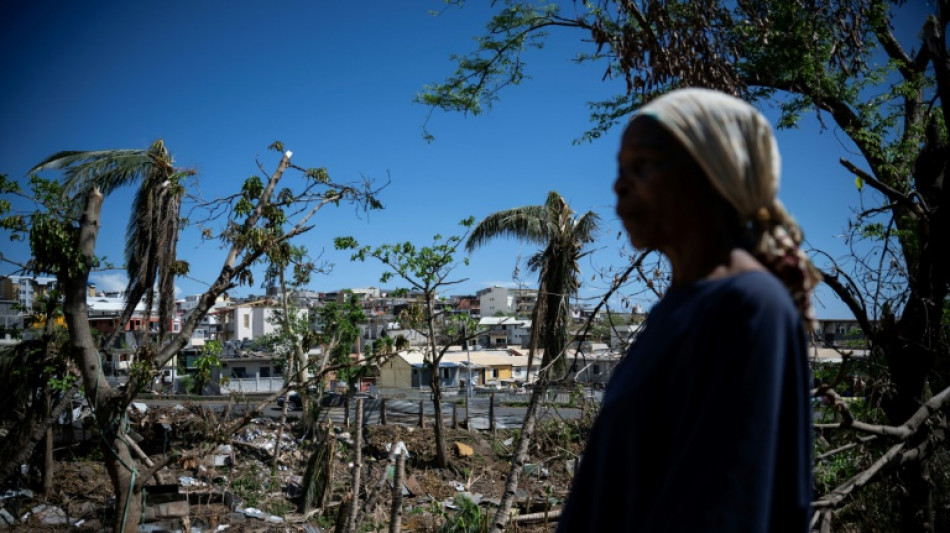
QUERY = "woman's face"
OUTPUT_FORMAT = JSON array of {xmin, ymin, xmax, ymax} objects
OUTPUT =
[{"xmin": 614, "ymin": 117, "xmax": 707, "ymax": 251}]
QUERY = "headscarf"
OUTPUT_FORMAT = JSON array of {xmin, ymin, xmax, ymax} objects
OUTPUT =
[{"xmin": 635, "ymin": 87, "xmax": 821, "ymax": 324}]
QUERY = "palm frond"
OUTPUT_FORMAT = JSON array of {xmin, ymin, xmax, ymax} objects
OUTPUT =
[
  {"xmin": 465, "ymin": 205, "xmax": 549, "ymax": 252},
  {"xmin": 31, "ymin": 149, "xmax": 154, "ymax": 197},
  {"xmin": 572, "ymin": 211, "xmax": 601, "ymax": 244}
]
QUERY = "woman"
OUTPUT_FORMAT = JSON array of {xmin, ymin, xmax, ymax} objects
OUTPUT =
[{"xmin": 557, "ymin": 88, "xmax": 819, "ymax": 532}]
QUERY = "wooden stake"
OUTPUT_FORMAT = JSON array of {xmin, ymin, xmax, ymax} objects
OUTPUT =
[{"xmin": 389, "ymin": 453, "xmax": 406, "ymax": 533}]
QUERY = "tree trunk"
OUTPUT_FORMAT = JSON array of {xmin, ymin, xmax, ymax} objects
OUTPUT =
[
  {"xmin": 59, "ymin": 190, "xmax": 146, "ymax": 532},
  {"xmin": 491, "ymin": 368, "xmax": 550, "ymax": 532},
  {"xmin": 0, "ymin": 382, "xmax": 79, "ymax": 486},
  {"xmin": 41, "ymin": 389, "xmax": 53, "ymax": 498},
  {"xmin": 102, "ymin": 436, "xmax": 144, "ymax": 533},
  {"xmin": 430, "ymin": 369, "xmax": 448, "ymax": 468},
  {"xmin": 389, "ymin": 452, "xmax": 406, "ymax": 533},
  {"xmin": 346, "ymin": 399, "xmax": 364, "ymax": 533},
  {"xmin": 424, "ymin": 293, "xmax": 449, "ymax": 468}
]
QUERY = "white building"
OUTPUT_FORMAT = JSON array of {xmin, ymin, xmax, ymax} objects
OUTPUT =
[
  {"xmin": 476, "ymin": 286, "xmax": 538, "ymax": 317},
  {"xmin": 216, "ymin": 299, "xmax": 307, "ymax": 342},
  {"xmin": 476, "ymin": 316, "xmax": 532, "ymax": 348}
]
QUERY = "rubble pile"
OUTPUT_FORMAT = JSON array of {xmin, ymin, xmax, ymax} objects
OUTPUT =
[{"xmin": 0, "ymin": 400, "xmax": 583, "ymax": 531}]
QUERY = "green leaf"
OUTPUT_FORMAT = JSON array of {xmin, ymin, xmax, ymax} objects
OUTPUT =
[{"xmin": 855, "ymin": 176, "xmax": 864, "ymax": 191}]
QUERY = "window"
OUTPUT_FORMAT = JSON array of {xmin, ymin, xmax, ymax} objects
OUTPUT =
[
  {"xmin": 490, "ymin": 369, "xmax": 498, "ymax": 378},
  {"xmin": 260, "ymin": 366, "xmax": 271, "ymax": 378},
  {"xmin": 243, "ymin": 314, "xmax": 250, "ymax": 328},
  {"xmin": 593, "ymin": 364, "xmax": 601, "ymax": 375},
  {"xmin": 231, "ymin": 367, "xmax": 247, "ymax": 378}
]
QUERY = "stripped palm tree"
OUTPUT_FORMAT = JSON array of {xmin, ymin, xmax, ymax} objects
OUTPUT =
[
  {"xmin": 466, "ymin": 190, "xmax": 598, "ymax": 378},
  {"xmin": 465, "ymin": 190, "xmax": 598, "ymax": 532},
  {"xmin": 30, "ymin": 139, "xmax": 189, "ymax": 343}
]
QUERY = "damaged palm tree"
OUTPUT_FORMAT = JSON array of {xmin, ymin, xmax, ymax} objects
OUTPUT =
[
  {"xmin": 465, "ymin": 191, "xmax": 598, "ymax": 531},
  {"xmin": 1, "ymin": 140, "xmax": 382, "ymax": 532}
]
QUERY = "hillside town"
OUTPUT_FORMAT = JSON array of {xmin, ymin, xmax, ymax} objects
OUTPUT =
[{"xmin": 1, "ymin": 274, "xmax": 866, "ymax": 400}]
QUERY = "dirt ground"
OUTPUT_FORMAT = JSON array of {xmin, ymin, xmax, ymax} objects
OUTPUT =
[{"xmin": 1, "ymin": 402, "xmax": 590, "ymax": 532}]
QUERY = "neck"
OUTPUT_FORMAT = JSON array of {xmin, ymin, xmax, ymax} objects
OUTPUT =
[{"xmin": 662, "ymin": 221, "xmax": 763, "ymax": 288}]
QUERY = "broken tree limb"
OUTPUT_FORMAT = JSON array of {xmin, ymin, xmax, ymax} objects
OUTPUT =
[
  {"xmin": 512, "ymin": 508, "xmax": 562, "ymax": 524},
  {"xmin": 816, "ymin": 435, "xmax": 878, "ymax": 462},
  {"xmin": 358, "ymin": 433, "xmax": 401, "ymax": 524}
]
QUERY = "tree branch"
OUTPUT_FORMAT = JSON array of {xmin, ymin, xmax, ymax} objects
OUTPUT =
[{"xmin": 839, "ymin": 158, "xmax": 924, "ymax": 217}]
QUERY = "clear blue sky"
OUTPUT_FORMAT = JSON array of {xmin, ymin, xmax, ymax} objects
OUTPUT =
[{"xmin": 0, "ymin": 1, "xmax": 932, "ymax": 319}]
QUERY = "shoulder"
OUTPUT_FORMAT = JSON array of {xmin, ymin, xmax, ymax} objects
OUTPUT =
[{"xmin": 705, "ymin": 271, "xmax": 799, "ymax": 326}]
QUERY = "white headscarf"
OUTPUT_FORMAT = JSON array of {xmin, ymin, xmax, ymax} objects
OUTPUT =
[
  {"xmin": 636, "ymin": 87, "xmax": 781, "ymax": 224},
  {"xmin": 635, "ymin": 87, "xmax": 820, "ymax": 323}
]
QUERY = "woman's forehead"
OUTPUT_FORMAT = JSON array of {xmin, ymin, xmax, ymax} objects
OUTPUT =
[{"xmin": 621, "ymin": 116, "xmax": 684, "ymax": 154}]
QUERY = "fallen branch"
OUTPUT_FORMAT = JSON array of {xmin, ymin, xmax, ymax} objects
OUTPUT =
[{"xmin": 512, "ymin": 508, "xmax": 561, "ymax": 524}]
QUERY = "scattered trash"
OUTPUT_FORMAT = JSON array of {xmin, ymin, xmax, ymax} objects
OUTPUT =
[
  {"xmin": 385, "ymin": 440, "xmax": 410, "ymax": 458},
  {"xmin": 35, "ymin": 505, "xmax": 68, "ymax": 526},
  {"xmin": 0, "ymin": 507, "xmax": 16, "ymax": 526},
  {"xmin": 522, "ymin": 464, "xmax": 549, "ymax": 478},
  {"xmin": 178, "ymin": 476, "xmax": 205, "ymax": 487},
  {"xmin": 242, "ymin": 507, "xmax": 265, "ymax": 519},
  {"xmin": 454, "ymin": 442, "xmax": 474, "ymax": 457},
  {"xmin": 0, "ymin": 489, "xmax": 33, "ymax": 501},
  {"xmin": 503, "ymin": 438, "xmax": 514, "ymax": 446}
]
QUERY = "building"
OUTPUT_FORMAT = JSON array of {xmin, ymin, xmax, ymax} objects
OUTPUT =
[
  {"xmin": 214, "ymin": 299, "xmax": 307, "ymax": 343},
  {"xmin": 476, "ymin": 316, "xmax": 532, "ymax": 348},
  {"xmin": 814, "ymin": 318, "xmax": 868, "ymax": 347},
  {"xmin": 567, "ymin": 350, "xmax": 623, "ymax": 384},
  {"xmin": 0, "ymin": 275, "xmax": 58, "ymax": 334},
  {"xmin": 0, "ymin": 275, "xmax": 57, "ymax": 311},
  {"xmin": 376, "ymin": 350, "xmax": 462, "ymax": 389},
  {"xmin": 476, "ymin": 286, "xmax": 538, "ymax": 317}
]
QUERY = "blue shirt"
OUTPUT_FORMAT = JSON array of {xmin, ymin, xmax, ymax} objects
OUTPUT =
[{"xmin": 557, "ymin": 271, "xmax": 812, "ymax": 532}]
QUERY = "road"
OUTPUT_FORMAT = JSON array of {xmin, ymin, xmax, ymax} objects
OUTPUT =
[{"xmin": 139, "ymin": 397, "xmax": 585, "ymax": 429}]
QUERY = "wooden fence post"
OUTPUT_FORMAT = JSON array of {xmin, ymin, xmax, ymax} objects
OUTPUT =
[
  {"xmin": 489, "ymin": 392, "xmax": 496, "ymax": 433},
  {"xmin": 451, "ymin": 403, "xmax": 458, "ymax": 429},
  {"xmin": 418, "ymin": 400, "xmax": 425, "ymax": 429},
  {"xmin": 380, "ymin": 398, "xmax": 387, "ymax": 425}
]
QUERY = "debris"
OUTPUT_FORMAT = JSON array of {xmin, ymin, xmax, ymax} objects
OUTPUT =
[
  {"xmin": 0, "ymin": 489, "xmax": 33, "ymax": 501},
  {"xmin": 144, "ymin": 500, "xmax": 190, "ymax": 519},
  {"xmin": 34, "ymin": 505, "xmax": 68, "ymax": 526},
  {"xmin": 565, "ymin": 458, "xmax": 576, "ymax": 476},
  {"xmin": 131, "ymin": 402, "xmax": 148, "ymax": 413},
  {"xmin": 522, "ymin": 464, "xmax": 549, "ymax": 478},
  {"xmin": 0, "ymin": 507, "xmax": 16, "ymax": 526},
  {"xmin": 460, "ymin": 492, "xmax": 483, "ymax": 505},
  {"xmin": 404, "ymin": 474, "xmax": 424, "ymax": 497},
  {"xmin": 454, "ymin": 442, "xmax": 474, "ymax": 457},
  {"xmin": 503, "ymin": 438, "xmax": 514, "ymax": 446},
  {"xmin": 385, "ymin": 440, "xmax": 410, "ymax": 459},
  {"xmin": 242, "ymin": 507, "xmax": 265, "ymax": 519}
]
